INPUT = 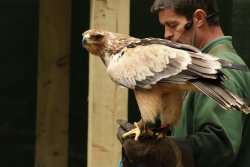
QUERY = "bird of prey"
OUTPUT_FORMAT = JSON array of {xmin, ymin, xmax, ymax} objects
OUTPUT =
[{"xmin": 82, "ymin": 29, "xmax": 250, "ymax": 141}]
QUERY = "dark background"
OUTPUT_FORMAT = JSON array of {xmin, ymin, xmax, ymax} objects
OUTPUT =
[{"xmin": 0, "ymin": 0, "xmax": 249, "ymax": 166}]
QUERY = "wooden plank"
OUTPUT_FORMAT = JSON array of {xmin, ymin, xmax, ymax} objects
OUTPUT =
[
  {"xmin": 88, "ymin": 0, "xmax": 130, "ymax": 167},
  {"xmin": 35, "ymin": 0, "xmax": 71, "ymax": 166}
]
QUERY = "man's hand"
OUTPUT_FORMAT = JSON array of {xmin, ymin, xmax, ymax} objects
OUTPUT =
[{"xmin": 117, "ymin": 119, "xmax": 184, "ymax": 167}]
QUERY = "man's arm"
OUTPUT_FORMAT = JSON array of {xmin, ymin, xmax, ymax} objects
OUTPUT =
[
  {"xmin": 174, "ymin": 67, "xmax": 245, "ymax": 166},
  {"xmin": 185, "ymin": 93, "xmax": 243, "ymax": 167}
]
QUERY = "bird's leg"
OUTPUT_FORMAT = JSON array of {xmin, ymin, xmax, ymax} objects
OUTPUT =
[
  {"xmin": 144, "ymin": 124, "xmax": 155, "ymax": 138},
  {"xmin": 122, "ymin": 119, "xmax": 145, "ymax": 141}
]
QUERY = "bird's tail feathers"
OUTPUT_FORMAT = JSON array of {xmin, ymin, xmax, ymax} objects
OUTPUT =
[{"xmin": 191, "ymin": 80, "xmax": 250, "ymax": 114}]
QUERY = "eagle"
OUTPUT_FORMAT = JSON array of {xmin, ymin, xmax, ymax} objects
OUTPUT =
[{"xmin": 82, "ymin": 29, "xmax": 250, "ymax": 141}]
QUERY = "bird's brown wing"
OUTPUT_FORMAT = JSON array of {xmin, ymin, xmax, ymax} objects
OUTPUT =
[
  {"xmin": 107, "ymin": 38, "xmax": 250, "ymax": 114},
  {"xmin": 107, "ymin": 43, "xmax": 193, "ymax": 89}
]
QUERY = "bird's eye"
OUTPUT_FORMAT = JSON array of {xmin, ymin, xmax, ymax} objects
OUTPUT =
[{"xmin": 92, "ymin": 34, "xmax": 103, "ymax": 41}]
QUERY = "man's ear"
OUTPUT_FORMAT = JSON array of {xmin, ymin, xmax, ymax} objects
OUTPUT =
[{"xmin": 194, "ymin": 9, "xmax": 207, "ymax": 27}]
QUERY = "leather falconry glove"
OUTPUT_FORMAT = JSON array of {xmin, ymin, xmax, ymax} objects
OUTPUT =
[{"xmin": 117, "ymin": 119, "xmax": 194, "ymax": 167}]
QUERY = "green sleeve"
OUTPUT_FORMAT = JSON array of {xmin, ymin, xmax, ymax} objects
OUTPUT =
[
  {"xmin": 188, "ymin": 85, "xmax": 243, "ymax": 167},
  {"xmin": 175, "ymin": 56, "xmax": 248, "ymax": 167}
]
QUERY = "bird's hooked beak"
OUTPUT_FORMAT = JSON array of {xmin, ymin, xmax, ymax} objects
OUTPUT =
[
  {"xmin": 82, "ymin": 34, "xmax": 90, "ymax": 46},
  {"xmin": 82, "ymin": 37, "xmax": 87, "ymax": 46}
]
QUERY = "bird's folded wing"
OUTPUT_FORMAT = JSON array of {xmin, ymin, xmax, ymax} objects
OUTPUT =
[{"xmin": 107, "ymin": 43, "xmax": 192, "ymax": 89}]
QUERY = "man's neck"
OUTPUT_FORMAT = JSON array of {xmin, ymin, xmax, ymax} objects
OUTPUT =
[{"xmin": 203, "ymin": 26, "xmax": 224, "ymax": 47}]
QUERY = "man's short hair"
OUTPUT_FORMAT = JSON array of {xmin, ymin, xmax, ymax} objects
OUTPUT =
[{"xmin": 151, "ymin": 0, "xmax": 220, "ymax": 26}]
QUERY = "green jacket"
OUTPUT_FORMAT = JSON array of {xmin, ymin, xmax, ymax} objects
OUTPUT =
[{"xmin": 173, "ymin": 36, "xmax": 250, "ymax": 167}]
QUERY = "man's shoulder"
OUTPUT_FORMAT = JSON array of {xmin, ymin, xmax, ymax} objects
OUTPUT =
[{"xmin": 207, "ymin": 40, "xmax": 245, "ymax": 65}]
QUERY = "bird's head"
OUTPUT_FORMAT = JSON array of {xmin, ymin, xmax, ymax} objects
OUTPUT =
[
  {"xmin": 82, "ymin": 29, "xmax": 114, "ymax": 57},
  {"xmin": 82, "ymin": 29, "xmax": 138, "ymax": 66}
]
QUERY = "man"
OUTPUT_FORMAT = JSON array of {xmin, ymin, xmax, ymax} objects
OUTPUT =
[{"xmin": 117, "ymin": 0, "xmax": 250, "ymax": 167}]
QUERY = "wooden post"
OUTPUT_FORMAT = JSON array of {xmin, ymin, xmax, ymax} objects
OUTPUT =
[
  {"xmin": 88, "ymin": 0, "xmax": 130, "ymax": 167},
  {"xmin": 35, "ymin": 0, "xmax": 71, "ymax": 166}
]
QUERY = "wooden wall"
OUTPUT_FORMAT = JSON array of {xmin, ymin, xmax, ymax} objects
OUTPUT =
[
  {"xmin": 87, "ymin": 0, "xmax": 129, "ymax": 167},
  {"xmin": 35, "ymin": 0, "xmax": 71, "ymax": 166}
]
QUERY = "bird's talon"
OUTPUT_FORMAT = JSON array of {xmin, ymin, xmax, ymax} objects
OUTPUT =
[{"xmin": 122, "ymin": 122, "xmax": 142, "ymax": 141}]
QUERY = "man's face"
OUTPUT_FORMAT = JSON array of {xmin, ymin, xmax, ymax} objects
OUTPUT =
[{"xmin": 159, "ymin": 9, "xmax": 194, "ymax": 45}]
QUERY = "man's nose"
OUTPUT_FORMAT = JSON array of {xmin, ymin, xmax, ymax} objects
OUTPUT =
[{"xmin": 164, "ymin": 28, "xmax": 174, "ymax": 40}]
